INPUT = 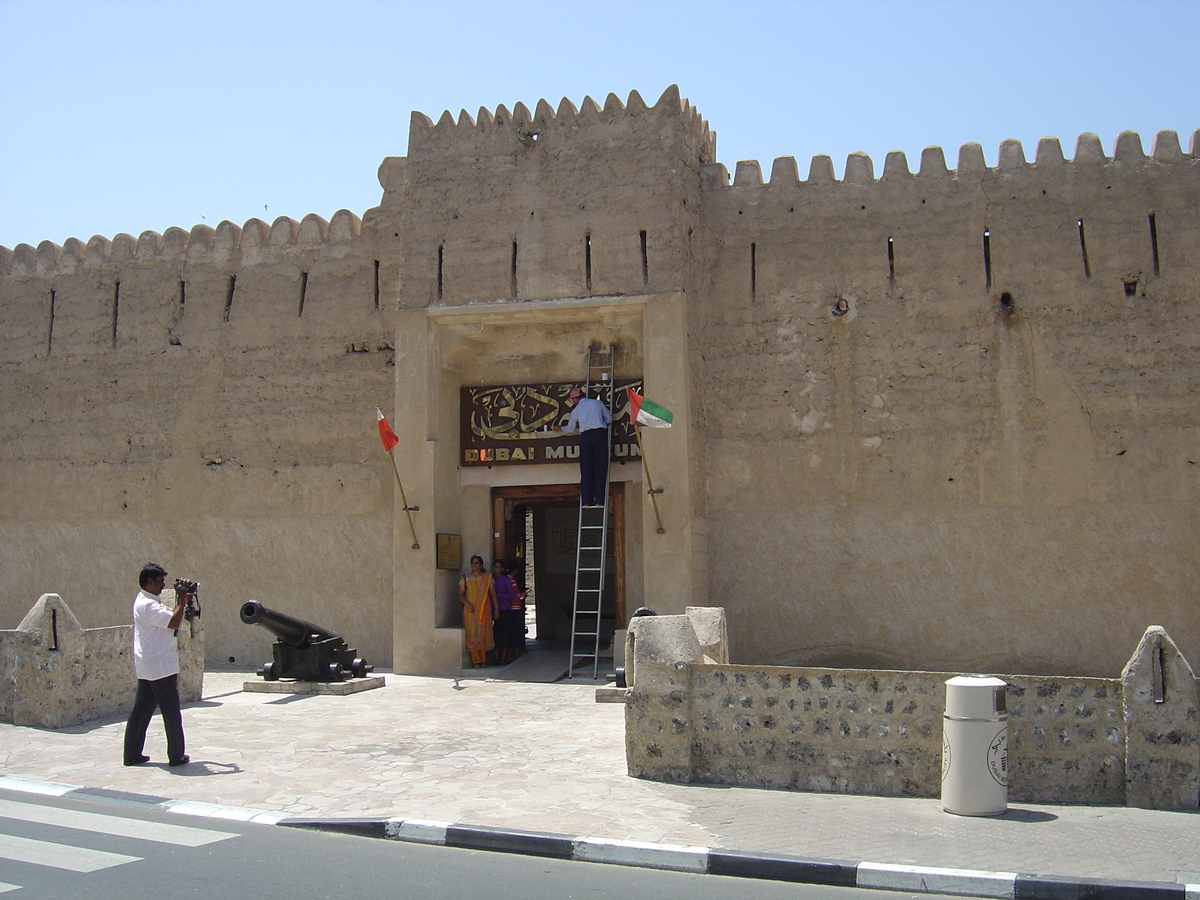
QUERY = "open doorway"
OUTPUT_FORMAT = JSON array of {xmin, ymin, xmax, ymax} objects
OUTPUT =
[{"xmin": 491, "ymin": 484, "xmax": 625, "ymax": 651}]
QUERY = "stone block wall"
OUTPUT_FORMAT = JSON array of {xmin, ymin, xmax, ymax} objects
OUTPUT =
[
  {"xmin": 0, "ymin": 594, "xmax": 204, "ymax": 729},
  {"xmin": 627, "ymin": 611, "xmax": 1197, "ymax": 809}
]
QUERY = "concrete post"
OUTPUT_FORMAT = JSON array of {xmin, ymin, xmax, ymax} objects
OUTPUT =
[
  {"xmin": 1121, "ymin": 626, "xmax": 1199, "ymax": 809},
  {"xmin": 624, "ymin": 614, "xmax": 702, "ymax": 782},
  {"xmin": 685, "ymin": 606, "xmax": 729, "ymax": 663}
]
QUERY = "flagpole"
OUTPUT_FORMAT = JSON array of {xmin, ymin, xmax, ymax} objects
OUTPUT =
[
  {"xmin": 388, "ymin": 447, "xmax": 421, "ymax": 550},
  {"xmin": 377, "ymin": 408, "xmax": 420, "ymax": 550},
  {"xmin": 633, "ymin": 426, "xmax": 666, "ymax": 534}
]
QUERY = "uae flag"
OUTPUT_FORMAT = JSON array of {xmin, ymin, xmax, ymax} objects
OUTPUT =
[
  {"xmin": 627, "ymin": 388, "xmax": 673, "ymax": 428},
  {"xmin": 376, "ymin": 408, "xmax": 400, "ymax": 451}
]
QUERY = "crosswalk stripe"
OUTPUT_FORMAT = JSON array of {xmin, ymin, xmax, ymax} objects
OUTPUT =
[
  {"xmin": 0, "ymin": 882, "xmax": 18, "ymax": 894},
  {"xmin": 0, "ymin": 798, "xmax": 236, "ymax": 847},
  {"xmin": 0, "ymin": 833, "xmax": 140, "ymax": 872}
]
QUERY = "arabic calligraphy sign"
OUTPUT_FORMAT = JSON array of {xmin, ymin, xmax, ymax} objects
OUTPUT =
[{"xmin": 460, "ymin": 379, "xmax": 642, "ymax": 467}]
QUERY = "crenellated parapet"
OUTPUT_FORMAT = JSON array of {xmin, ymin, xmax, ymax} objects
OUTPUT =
[
  {"xmin": 396, "ymin": 85, "xmax": 715, "ymax": 304},
  {"xmin": 719, "ymin": 128, "xmax": 1199, "ymax": 189},
  {"xmin": 406, "ymin": 84, "xmax": 715, "ymax": 163},
  {"xmin": 1, "ymin": 209, "xmax": 365, "ymax": 278}
]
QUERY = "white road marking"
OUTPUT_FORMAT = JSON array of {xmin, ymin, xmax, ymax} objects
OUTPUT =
[
  {"xmin": 0, "ymin": 833, "xmax": 139, "ymax": 873},
  {"xmin": 0, "ymin": 798, "xmax": 236, "ymax": 847}
]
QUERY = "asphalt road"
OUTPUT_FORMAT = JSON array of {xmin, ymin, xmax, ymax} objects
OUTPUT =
[{"xmin": 0, "ymin": 788, "xmax": 971, "ymax": 899}]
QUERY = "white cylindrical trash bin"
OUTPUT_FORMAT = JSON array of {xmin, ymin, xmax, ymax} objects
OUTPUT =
[{"xmin": 941, "ymin": 675, "xmax": 1008, "ymax": 816}]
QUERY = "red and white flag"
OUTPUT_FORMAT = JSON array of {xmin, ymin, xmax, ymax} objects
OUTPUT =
[{"xmin": 376, "ymin": 408, "xmax": 399, "ymax": 452}]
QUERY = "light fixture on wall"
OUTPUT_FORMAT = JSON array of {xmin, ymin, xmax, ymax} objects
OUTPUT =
[{"xmin": 832, "ymin": 297, "xmax": 850, "ymax": 317}]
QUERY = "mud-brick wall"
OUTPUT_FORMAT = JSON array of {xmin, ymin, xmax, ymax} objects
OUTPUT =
[
  {"xmin": 696, "ymin": 132, "xmax": 1200, "ymax": 677},
  {"xmin": 681, "ymin": 666, "xmax": 1124, "ymax": 804},
  {"xmin": 0, "ymin": 593, "xmax": 204, "ymax": 729},
  {"xmin": 397, "ymin": 86, "xmax": 712, "ymax": 308},
  {"xmin": 0, "ymin": 210, "xmax": 399, "ymax": 668},
  {"xmin": 626, "ymin": 615, "xmax": 1198, "ymax": 807}
]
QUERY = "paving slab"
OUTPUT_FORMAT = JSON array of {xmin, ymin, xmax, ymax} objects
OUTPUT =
[{"xmin": 1, "ymin": 669, "xmax": 1198, "ymax": 888}]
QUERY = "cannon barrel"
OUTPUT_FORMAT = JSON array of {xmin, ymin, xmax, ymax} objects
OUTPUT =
[{"xmin": 239, "ymin": 600, "xmax": 341, "ymax": 648}]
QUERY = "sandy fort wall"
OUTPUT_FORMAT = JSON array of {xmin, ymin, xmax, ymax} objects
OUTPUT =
[
  {"xmin": 0, "ymin": 207, "xmax": 399, "ymax": 668},
  {"xmin": 1, "ymin": 85, "xmax": 1196, "ymax": 679},
  {"xmin": 697, "ymin": 128, "xmax": 1200, "ymax": 676}
]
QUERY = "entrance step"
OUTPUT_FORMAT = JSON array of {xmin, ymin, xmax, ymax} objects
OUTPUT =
[{"xmin": 489, "ymin": 649, "xmax": 571, "ymax": 683}]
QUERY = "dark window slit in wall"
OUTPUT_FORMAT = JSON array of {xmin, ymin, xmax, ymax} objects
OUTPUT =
[
  {"xmin": 749, "ymin": 242, "xmax": 757, "ymax": 303},
  {"xmin": 224, "ymin": 275, "xmax": 236, "ymax": 323},
  {"xmin": 373, "ymin": 260, "xmax": 381, "ymax": 310},
  {"xmin": 298, "ymin": 271, "xmax": 308, "ymax": 317},
  {"xmin": 585, "ymin": 233, "xmax": 592, "ymax": 293},
  {"xmin": 1078, "ymin": 220, "xmax": 1091, "ymax": 279},
  {"xmin": 437, "ymin": 244, "xmax": 444, "ymax": 301},
  {"xmin": 112, "ymin": 281, "xmax": 120, "ymax": 348},
  {"xmin": 510, "ymin": 241, "xmax": 518, "ymax": 299},
  {"xmin": 983, "ymin": 230, "xmax": 993, "ymax": 291},
  {"xmin": 887, "ymin": 237, "xmax": 895, "ymax": 282},
  {"xmin": 639, "ymin": 230, "xmax": 648, "ymax": 286},
  {"xmin": 1148, "ymin": 213, "xmax": 1160, "ymax": 277},
  {"xmin": 179, "ymin": 280, "xmax": 186, "ymax": 308},
  {"xmin": 47, "ymin": 289, "xmax": 56, "ymax": 356}
]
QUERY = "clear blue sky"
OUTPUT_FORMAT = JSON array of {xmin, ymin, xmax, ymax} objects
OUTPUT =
[{"xmin": 1, "ymin": 0, "xmax": 1196, "ymax": 249}]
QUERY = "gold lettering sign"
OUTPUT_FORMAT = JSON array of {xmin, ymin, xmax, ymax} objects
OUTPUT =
[{"xmin": 460, "ymin": 380, "xmax": 643, "ymax": 467}]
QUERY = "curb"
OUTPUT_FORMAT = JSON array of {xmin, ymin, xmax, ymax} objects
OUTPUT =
[
  {"xmin": 2, "ymin": 776, "xmax": 1193, "ymax": 899},
  {"xmin": 279, "ymin": 816, "xmax": 1194, "ymax": 899}
]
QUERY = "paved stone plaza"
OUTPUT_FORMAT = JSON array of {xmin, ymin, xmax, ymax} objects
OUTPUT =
[{"xmin": 1, "ymin": 671, "xmax": 1198, "ymax": 886}]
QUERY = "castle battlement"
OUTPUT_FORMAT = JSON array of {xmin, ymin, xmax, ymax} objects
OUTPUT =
[
  {"xmin": 719, "ymin": 129, "xmax": 1199, "ymax": 189},
  {"xmin": 1, "ymin": 209, "xmax": 365, "ymax": 278},
  {"xmin": 405, "ymin": 84, "xmax": 716, "ymax": 162}
]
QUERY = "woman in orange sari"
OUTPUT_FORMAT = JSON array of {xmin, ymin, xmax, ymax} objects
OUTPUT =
[{"xmin": 459, "ymin": 555, "xmax": 497, "ymax": 668}]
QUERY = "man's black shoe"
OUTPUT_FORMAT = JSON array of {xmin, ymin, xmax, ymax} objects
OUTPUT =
[
  {"xmin": 168, "ymin": 755, "xmax": 190, "ymax": 767},
  {"xmin": 123, "ymin": 755, "xmax": 150, "ymax": 766}
]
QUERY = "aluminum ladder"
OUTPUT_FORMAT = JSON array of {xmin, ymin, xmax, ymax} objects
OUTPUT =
[{"xmin": 568, "ymin": 344, "xmax": 616, "ymax": 679}]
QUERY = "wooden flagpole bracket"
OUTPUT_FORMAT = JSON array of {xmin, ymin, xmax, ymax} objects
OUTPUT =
[
  {"xmin": 387, "ymin": 449, "xmax": 421, "ymax": 550},
  {"xmin": 633, "ymin": 427, "xmax": 666, "ymax": 534}
]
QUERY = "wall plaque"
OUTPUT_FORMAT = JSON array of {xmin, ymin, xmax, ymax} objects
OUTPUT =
[{"xmin": 436, "ymin": 533, "xmax": 462, "ymax": 570}]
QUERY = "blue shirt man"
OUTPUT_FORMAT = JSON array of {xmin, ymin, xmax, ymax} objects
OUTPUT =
[{"xmin": 560, "ymin": 387, "xmax": 612, "ymax": 506}]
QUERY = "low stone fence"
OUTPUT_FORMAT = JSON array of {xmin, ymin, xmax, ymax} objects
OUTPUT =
[
  {"xmin": 625, "ymin": 610, "xmax": 1198, "ymax": 809},
  {"xmin": 0, "ymin": 593, "xmax": 204, "ymax": 729}
]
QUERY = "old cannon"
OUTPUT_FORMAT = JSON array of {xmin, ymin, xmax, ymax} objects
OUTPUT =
[{"xmin": 240, "ymin": 600, "xmax": 373, "ymax": 682}]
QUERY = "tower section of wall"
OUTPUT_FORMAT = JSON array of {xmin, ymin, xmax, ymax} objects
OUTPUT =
[
  {"xmin": 393, "ymin": 86, "xmax": 713, "ymax": 307},
  {"xmin": 696, "ymin": 131, "xmax": 1200, "ymax": 676},
  {"xmin": 0, "ymin": 209, "xmax": 400, "ymax": 667}
]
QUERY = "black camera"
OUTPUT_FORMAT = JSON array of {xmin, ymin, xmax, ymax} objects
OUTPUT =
[{"xmin": 174, "ymin": 578, "xmax": 201, "ymax": 621}]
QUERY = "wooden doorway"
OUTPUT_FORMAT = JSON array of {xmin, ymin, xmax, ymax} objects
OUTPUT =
[{"xmin": 491, "ymin": 484, "xmax": 625, "ymax": 644}]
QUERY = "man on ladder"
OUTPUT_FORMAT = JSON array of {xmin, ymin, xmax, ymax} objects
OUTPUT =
[
  {"xmin": 557, "ymin": 347, "xmax": 616, "ymax": 678},
  {"xmin": 559, "ymin": 385, "xmax": 612, "ymax": 507}
]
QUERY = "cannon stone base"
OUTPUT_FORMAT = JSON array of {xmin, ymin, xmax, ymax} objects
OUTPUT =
[{"xmin": 242, "ymin": 676, "xmax": 386, "ymax": 695}]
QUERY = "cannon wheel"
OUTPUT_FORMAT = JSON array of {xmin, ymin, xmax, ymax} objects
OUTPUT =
[
  {"xmin": 259, "ymin": 661, "xmax": 280, "ymax": 681},
  {"xmin": 327, "ymin": 662, "xmax": 344, "ymax": 682},
  {"xmin": 351, "ymin": 658, "xmax": 369, "ymax": 679}
]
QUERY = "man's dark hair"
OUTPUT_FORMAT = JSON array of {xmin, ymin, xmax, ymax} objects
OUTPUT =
[{"xmin": 139, "ymin": 563, "xmax": 167, "ymax": 588}]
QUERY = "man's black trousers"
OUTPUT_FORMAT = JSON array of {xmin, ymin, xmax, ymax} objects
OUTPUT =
[{"xmin": 123, "ymin": 673, "xmax": 185, "ymax": 764}]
